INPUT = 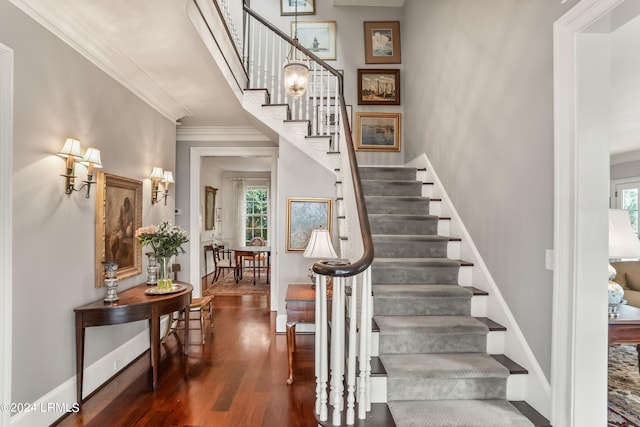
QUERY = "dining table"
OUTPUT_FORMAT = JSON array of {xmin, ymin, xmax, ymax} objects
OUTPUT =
[{"xmin": 231, "ymin": 246, "xmax": 271, "ymax": 285}]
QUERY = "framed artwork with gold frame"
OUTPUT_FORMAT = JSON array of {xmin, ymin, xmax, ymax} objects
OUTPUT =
[
  {"xmin": 95, "ymin": 172, "xmax": 142, "ymax": 287},
  {"xmin": 286, "ymin": 197, "xmax": 332, "ymax": 252},
  {"xmin": 355, "ymin": 112, "xmax": 401, "ymax": 152},
  {"xmin": 205, "ymin": 186, "xmax": 217, "ymax": 231}
]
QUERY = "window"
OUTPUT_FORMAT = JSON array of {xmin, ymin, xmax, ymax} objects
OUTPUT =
[
  {"xmin": 613, "ymin": 179, "xmax": 640, "ymax": 234},
  {"xmin": 245, "ymin": 186, "xmax": 268, "ymax": 244}
]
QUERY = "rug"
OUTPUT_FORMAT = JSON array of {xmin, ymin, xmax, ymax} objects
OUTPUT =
[
  {"xmin": 609, "ymin": 344, "xmax": 640, "ymax": 426},
  {"xmin": 203, "ymin": 269, "xmax": 269, "ymax": 296}
]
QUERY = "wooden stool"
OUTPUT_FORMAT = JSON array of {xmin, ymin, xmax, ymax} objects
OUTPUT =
[{"xmin": 162, "ymin": 295, "xmax": 214, "ymax": 345}]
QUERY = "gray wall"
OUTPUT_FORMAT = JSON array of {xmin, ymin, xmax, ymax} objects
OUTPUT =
[
  {"xmin": 612, "ymin": 160, "xmax": 640, "ymax": 180},
  {"xmin": 2, "ymin": 0, "xmax": 176, "ymax": 404},
  {"xmin": 402, "ymin": 0, "xmax": 578, "ymax": 378}
]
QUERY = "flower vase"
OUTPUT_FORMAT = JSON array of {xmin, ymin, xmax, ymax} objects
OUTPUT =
[{"xmin": 157, "ymin": 256, "xmax": 172, "ymax": 291}]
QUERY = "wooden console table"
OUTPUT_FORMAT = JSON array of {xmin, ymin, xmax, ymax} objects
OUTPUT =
[
  {"xmin": 74, "ymin": 282, "xmax": 193, "ymax": 407},
  {"xmin": 609, "ymin": 304, "xmax": 640, "ymax": 372}
]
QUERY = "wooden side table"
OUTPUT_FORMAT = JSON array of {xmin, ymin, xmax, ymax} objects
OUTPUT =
[{"xmin": 609, "ymin": 304, "xmax": 640, "ymax": 373}]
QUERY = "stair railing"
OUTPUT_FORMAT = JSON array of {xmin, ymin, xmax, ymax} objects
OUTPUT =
[{"xmin": 201, "ymin": 2, "xmax": 375, "ymax": 424}]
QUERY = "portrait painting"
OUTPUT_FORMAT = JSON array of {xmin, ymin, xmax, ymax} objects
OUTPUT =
[
  {"xmin": 286, "ymin": 197, "xmax": 332, "ymax": 251},
  {"xmin": 95, "ymin": 172, "xmax": 142, "ymax": 287}
]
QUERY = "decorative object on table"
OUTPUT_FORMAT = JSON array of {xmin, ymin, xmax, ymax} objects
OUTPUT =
[
  {"xmin": 102, "ymin": 261, "xmax": 119, "ymax": 303},
  {"xmin": 205, "ymin": 186, "xmax": 217, "ymax": 230},
  {"xmin": 303, "ymin": 226, "xmax": 338, "ymax": 286},
  {"xmin": 608, "ymin": 208, "xmax": 640, "ymax": 317},
  {"xmin": 355, "ymin": 112, "xmax": 401, "ymax": 152},
  {"xmin": 57, "ymin": 137, "xmax": 103, "ymax": 198},
  {"xmin": 357, "ymin": 69, "xmax": 400, "ymax": 105},
  {"xmin": 146, "ymin": 252, "xmax": 159, "ymax": 285},
  {"xmin": 136, "ymin": 221, "xmax": 189, "ymax": 292},
  {"xmin": 95, "ymin": 172, "xmax": 142, "ymax": 287},
  {"xmin": 286, "ymin": 197, "xmax": 332, "ymax": 251},
  {"xmin": 150, "ymin": 167, "xmax": 175, "ymax": 205},
  {"xmin": 363, "ymin": 21, "xmax": 401, "ymax": 64},
  {"xmin": 291, "ymin": 21, "xmax": 337, "ymax": 61},
  {"xmin": 280, "ymin": 0, "xmax": 315, "ymax": 16}
]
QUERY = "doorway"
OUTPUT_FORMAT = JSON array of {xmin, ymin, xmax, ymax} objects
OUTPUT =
[{"xmin": 187, "ymin": 146, "xmax": 278, "ymax": 310}]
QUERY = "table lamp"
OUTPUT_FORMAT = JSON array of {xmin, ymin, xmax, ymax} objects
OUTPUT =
[
  {"xmin": 608, "ymin": 209, "xmax": 640, "ymax": 317},
  {"xmin": 303, "ymin": 227, "xmax": 338, "ymax": 286}
]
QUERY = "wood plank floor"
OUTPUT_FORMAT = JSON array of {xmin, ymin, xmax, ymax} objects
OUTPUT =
[{"xmin": 54, "ymin": 294, "xmax": 319, "ymax": 427}]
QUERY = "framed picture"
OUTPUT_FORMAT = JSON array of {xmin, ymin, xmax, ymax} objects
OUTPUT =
[
  {"xmin": 286, "ymin": 197, "xmax": 332, "ymax": 252},
  {"xmin": 358, "ymin": 69, "xmax": 400, "ymax": 105},
  {"xmin": 216, "ymin": 207, "xmax": 222, "ymax": 223},
  {"xmin": 363, "ymin": 21, "xmax": 401, "ymax": 64},
  {"xmin": 316, "ymin": 104, "xmax": 352, "ymax": 134},
  {"xmin": 281, "ymin": 0, "xmax": 315, "ymax": 16},
  {"xmin": 355, "ymin": 112, "xmax": 402, "ymax": 152},
  {"xmin": 95, "ymin": 172, "xmax": 143, "ymax": 287},
  {"xmin": 292, "ymin": 21, "xmax": 337, "ymax": 60},
  {"xmin": 205, "ymin": 186, "xmax": 217, "ymax": 230}
]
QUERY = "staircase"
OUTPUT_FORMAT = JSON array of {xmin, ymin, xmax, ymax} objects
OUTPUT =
[
  {"xmin": 361, "ymin": 166, "xmax": 549, "ymax": 427},
  {"xmin": 186, "ymin": 2, "xmax": 552, "ymax": 425}
]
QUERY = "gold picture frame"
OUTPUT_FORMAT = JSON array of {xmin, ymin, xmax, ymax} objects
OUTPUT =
[
  {"xmin": 363, "ymin": 21, "xmax": 401, "ymax": 64},
  {"xmin": 355, "ymin": 112, "xmax": 402, "ymax": 152},
  {"xmin": 205, "ymin": 186, "xmax": 217, "ymax": 231},
  {"xmin": 95, "ymin": 172, "xmax": 142, "ymax": 287},
  {"xmin": 286, "ymin": 197, "xmax": 332, "ymax": 252}
]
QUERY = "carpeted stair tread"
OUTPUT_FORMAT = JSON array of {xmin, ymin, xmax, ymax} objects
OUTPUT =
[
  {"xmin": 373, "ymin": 284, "xmax": 472, "ymax": 316},
  {"xmin": 359, "ymin": 166, "xmax": 418, "ymax": 181},
  {"xmin": 373, "ymin": 235, "xmax": 449, "ymax": 258},
  {"xmin": 380, "ymin": 353, "xmax": 509, "ymax": 379},
  {"xmin": 375, "ymin": 315, "xmax": 488, "ymax": 335},
  {"xmin": 373, "ymin": 284, "xmax": 472, "ymax": 297},
  {"xmin": 373, "ymin": 235, "xmax": 449, "ymax": 242},
  {"xmin": 387, "ymin": 400, "xmax": 534, "ymax": 427},
  {"xmin": 369, "ymin": 213, "xmax": 439, "ymax": 220},
  {"xmin": 362, "ymin": 180, "xmax": 423, "ymax": 197},
  {"xmin": 365, "ymin": 196, "xmax": 431, "ymax": 215},
  {"xmin": 373, "ymin": 258, "xmax": 461, "ymax": 267}
]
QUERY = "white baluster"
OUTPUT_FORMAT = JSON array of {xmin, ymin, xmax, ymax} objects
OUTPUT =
[
  {"xmin": 365, "ymin": 267, "xmax": 372, "ymax": 411},
  {"xmin": 320, "ymin": 275, "xmax": 329, "ymax": 421},
  {"xmin": 315, "ymin": 272, "xmax": 321, "ymax": 415},
  {"xmin": 358, "ymin": 268, "xmax": 369, "ymax": 419},
  {"xmin": 346, "ymin": 275, "xmax": 357, "ymax": 425}
]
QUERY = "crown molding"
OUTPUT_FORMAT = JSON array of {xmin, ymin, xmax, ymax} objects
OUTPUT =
[
  {"xmin": 8, "ymin": 0, "xmax": 190, "ymax": 122},
  {"xmin": 176, "ymin": 126, "xmax": 271, "ymax": 142},
  {"xmin": 610, "ymin": 149, "xmax": 640, "ymax": 165},
  {"xmin": 332, "ymin": 0, "xmax": 404, "ymax": 6}
]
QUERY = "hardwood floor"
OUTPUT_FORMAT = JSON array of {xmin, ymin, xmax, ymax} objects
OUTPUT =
[{"xmin": 54, "ymin": 293, "xmax": 319, "ymax": 427}]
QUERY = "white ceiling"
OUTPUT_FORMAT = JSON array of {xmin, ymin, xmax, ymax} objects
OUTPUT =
[{"xmin": 204, "ymin": 156, "xmax": 272, "ymax": 173}]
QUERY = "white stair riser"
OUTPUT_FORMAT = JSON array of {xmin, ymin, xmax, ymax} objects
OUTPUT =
[
  {"xmin": 437, "ymin": 218, "xmax": 450, "ymax": 236},
  {"xmin": 470, "ymin": 295, "xmax": 488, "ymax": 317},
  {"xmin": 506, "ymin": 374, "xmax": 527, "ymax": 401},
  {"xmin": 421, "ymin": 184, "xmax": 434, "ymax": 198},
  {"xmin": 429, "ymin": 200, "xmax": 441, "ymax": 216},
  {"xmin": 369, "ymin": 376, "xmax": 387, "ymax": 403},
  {"xmin": 447, "ymin": 240, "xmax": 460, "ymax": 259},
  {"xmin": 458, "ymin": 265, "xmax": 473, "ymax": 287}
]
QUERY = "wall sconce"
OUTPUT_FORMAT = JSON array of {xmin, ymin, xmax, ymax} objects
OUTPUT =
[
  {"xmin": 58, "ymin": 138, "xmax": 103, "ymax": 198},
  {"xmin": 150, "ymin": 167, "xmax": 175, "ymax": 205}
]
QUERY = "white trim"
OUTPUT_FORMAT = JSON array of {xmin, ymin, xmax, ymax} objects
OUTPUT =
[
  {"xmin": 610, "ymin": 176, "xmax": 640, "ymax": 207},
  {"xmin": 9, "ymin": 325, "xmax": 156, "ymax": 427},
  {"xmin": 0, "ymin": 42, "xmax": 13, "ymax": 427},
  {"xmin": 553, "ymin": 1, "xmax": 623, "ymax": 426},
  {"xmin": 7, "ymin": 0, "xmax": 190, "ymax": 122},
  {"xmin": 610, "ymin": 149, "xmax": 640, "ymax": 165},
  {"xmin": 177, "ymin": 126, "xmax": 271, "ymax": 142},
  {"xmin": 189, "ymin": 146, "xmax": 279, "ymax": 311},
  {"xmin": 407, "ymin": 154, "xmax": 551, "ymax": 415}
]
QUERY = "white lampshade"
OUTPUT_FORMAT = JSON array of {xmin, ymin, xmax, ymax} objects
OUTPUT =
[
  {"xmin": 609, "ymin": 208, "xmax": 640, "ymax": 259},
  {"xmin": 163, "ymin": 170, "xmax": 174, "ymax": 184},
  {"xmin": 303, "ymin": 228, "xmax": 338, "ymax": 259},
  {"xmin": 80, "ymin": 147, "xmax": 102, "ymax": 168},
  {"xmin": 150, "ymin": 167, "xmax": 164, "ymax": 180},
  {"xmin": 58, "ymin": 138, "xmax": 83, "ymax": 159},
  {"xmin": 283, "ymin": 62, "xmax": 309, "ymax": 98}
]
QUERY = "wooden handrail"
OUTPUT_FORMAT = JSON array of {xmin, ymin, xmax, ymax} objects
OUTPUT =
[{"xmin": 244, "ymin": 5, "xmax": 374, "ymax": 278}]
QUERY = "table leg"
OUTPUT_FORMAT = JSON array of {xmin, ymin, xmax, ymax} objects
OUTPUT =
[
  {"xmin": 75, "ymin": 315, "xmax": 85, "ymax": 407},
  {"xmin": 286, "ymin": 321, "xmax": 296, "ymax": 385},
  {"xmin": 150, "ymin": 316, "xmax": 160, "ymax": 390},
  {"xmin": 637, "ymin": 344, "xmax": 640, "ymax": 374}
]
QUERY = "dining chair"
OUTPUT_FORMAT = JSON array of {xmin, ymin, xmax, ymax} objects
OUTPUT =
[
  {"xmin": 212, "ymin": 245, "xmax": 235, "ymax": 283},
  {"xmin": 248, "ymin": 237, "xmax": 268, "ymax": 279}
]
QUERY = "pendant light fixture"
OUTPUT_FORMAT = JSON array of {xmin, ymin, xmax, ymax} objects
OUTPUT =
[{"xmin": 283, "ymin": 0, "xmax": 309, "ymax": 98}]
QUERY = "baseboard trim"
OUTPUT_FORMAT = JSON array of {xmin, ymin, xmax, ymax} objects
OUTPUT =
[{"xmin": 10, "ymin": 318, "xmax": 169, "ymax": 427}]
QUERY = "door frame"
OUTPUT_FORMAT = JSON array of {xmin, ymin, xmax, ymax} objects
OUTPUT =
[
  {"xmin": 553, "ymin": 0, "xmax": 623, "ymax": 425},
  {"xmin": 0, "ymin": 42, "xmax": 13, "ymax": 427},
  {"xmin": 188, "ymin": 146, "xmax": 278, "ymax": 309}
]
